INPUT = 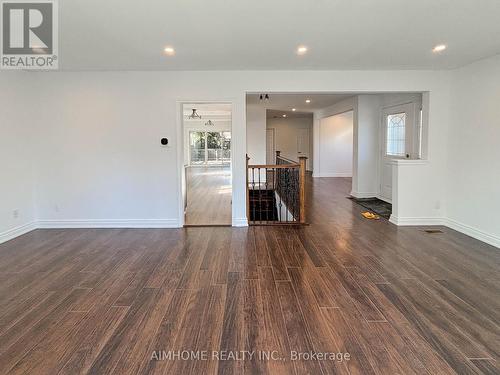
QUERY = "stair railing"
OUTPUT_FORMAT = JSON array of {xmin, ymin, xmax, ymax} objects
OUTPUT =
[{"xmin": 246, "ymin": 151, "xmax": 307, "ymax": 225}]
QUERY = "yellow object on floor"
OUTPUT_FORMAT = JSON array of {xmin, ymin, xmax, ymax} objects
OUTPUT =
[{"xmin": 362, "ymin": 211, "xmax": 380, "ymax": 220}]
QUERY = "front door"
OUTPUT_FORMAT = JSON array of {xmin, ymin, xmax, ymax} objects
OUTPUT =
[{"xmin": 380, "ymin": 103, "xmax": 414, "ymax": 203}]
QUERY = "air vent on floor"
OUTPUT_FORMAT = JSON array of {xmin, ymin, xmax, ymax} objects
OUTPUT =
[{"xmin": 423, "ymin": 229, "xmax": 444, "ymax": 234}]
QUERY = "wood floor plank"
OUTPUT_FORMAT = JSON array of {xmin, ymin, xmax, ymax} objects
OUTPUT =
[
  {"xmin": 258, "ymin": 267, "xmax": 295, "ymax": 375},
  {"xmin": 287, "ymin": 267, "xmax": 351, "ymax": 375},
  {"xmin": 58, "ymin": 306, "xmax": 129, "ymax": 375},
  {"xmin": 143, "ymin": 288, "xmax": 193, "ymax": 374},
  {"xmin": 262, "ymin": 230, "xmax": 289, "ymax": 281},
  {"xmin": 86, "ymin": 288, "xmax": 159, "ymax": 374},
  {"xmin": 190, "ymin": 284, "xmax": 226, "ymax": 375},
  {"xmin": 469, "ymin": 359, "xmax": 500, "ymax": 375},
  {"xmin": 276, "ymin": 281, "xmax": 323, "ymax": 375},
  {"xmin": 241, "ymin": 278, "xmax": 268, "ymax": 375},
  {"xmin": 0, "ymin": 288, "xmax": 91, "ymax": 374},
  {"xmin": 7, "ymin": 310, "xmax": 86, "ymax": 375},
  {"xmin": 377, "ymin": 283, "xmax": 482, "ymax": 375},
  {"xmin": 217, "ymin": 272, "xmax": 244, "ymax": 375}
]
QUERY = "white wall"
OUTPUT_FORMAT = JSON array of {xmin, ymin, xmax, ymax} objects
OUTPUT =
[
  {"xmin": 0, "ymin": 69, "xmax": 454, "ymax": 239},
  {"xmin": 313, "ymin": 96, "xmax": 356, "ymax": 178},
  {"xmin": 246, "ymin": 103, "xmax": 266, "ymax": 165},
  {"xmin": 446, "ymin": 55, "xmax": 500, "ymax": 247},
  {"xmin": 352, "ymin": 95, "xmax": 382, "ymax": 197},
  {"xmin": 267, "ymin": 116, "xmax": 313, "ymax": 170},
  {"xmin": 0, "ymin": 74, "xmax": 37, "ymax": 243},
  {"xmin": 317, "ymin": 111, "xmax": 353, "ymax": 177}
]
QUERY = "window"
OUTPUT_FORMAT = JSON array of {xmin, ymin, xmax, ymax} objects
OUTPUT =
[
  {"xmin": 189, "ymin": 131, "xmax": 231, "ymax": 165},
  {"xmin": 189, "ymin": 131, "xmax": 206, "ymax": 164},
  {"xmin": 386, "ymin": 112, "xmax": 406, "ymax": 157}
]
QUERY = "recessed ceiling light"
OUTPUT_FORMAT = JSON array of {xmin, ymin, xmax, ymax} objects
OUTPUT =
[
  {"xmin": 164, "ymin": 46, "xmax": 175, "ymax": 56},
  {"xmin": 297, "ymin": 46, "xmax": 308, "ymax": 55},
  {"xmin": 305, "ymin": 99, "xmax": 311, "ymax": 103},
  {"xmin": 432, "ymin": 44, "xmax": 447, "ymax": 53},
  {"xmin": 292, "ymin": 108, "xmax": 296, "ymax": 112},
  {"xmin": 282, "ymin": 114, "xmax": 287, "ymax": 118}
]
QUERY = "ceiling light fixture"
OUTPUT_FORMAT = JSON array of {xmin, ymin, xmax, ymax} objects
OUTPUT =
[
  {"xmin": 292, "ymin": 108, "xmax": 296, "ymax": 111},
  {"xmin": 282, "ymin": 114, "xmax": 287, "ymax": 118},
  {"xmin": 305, "ymin": 99, "xmax": 311, "ymax": 103},
  {"xmin": 187, "ymin": 108, "xmax": 202, "ymax": 119},
  {"xmin": 432, "ymin": 44, "xmax": 447, "ymax": 53},
  {"xmin": 297, "ymin": 45, "xmax": 308, "ymax": 55},
  {"xmin": 163, "ymin": 46, "xmax": 175, "ymax": 56}
]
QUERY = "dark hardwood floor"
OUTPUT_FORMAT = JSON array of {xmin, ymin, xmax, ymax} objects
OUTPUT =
[{"xmin": 0, "ymin": 176, "xmax": 499, "ymax": 374}]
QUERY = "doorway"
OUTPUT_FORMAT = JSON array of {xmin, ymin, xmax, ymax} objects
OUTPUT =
[
  {"xmin": 380, "ymin": 103, "xmax": 415, "ymax": 203},
  {"xmin": 181, "ymin": 103, "xmax": 232, "ymax": 226},
  {"xmin": 266, "ymin": 129, "xmax": 275, "ymax": 164}
]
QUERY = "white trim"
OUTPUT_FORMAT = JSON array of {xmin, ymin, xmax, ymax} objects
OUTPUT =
[
  {"xmin": 376, "ymin": 194, "xmax": 392, "ymax": 204},
  {"xmin": 389, "ymin": 215, "xmax": 445, "ymax": 226},
  {"xmin": 444, "ymin": 218, "xmax": 500, "ymax": 249},
  {"xmin": 389, "ymin": 216, "xmax": 499, "ymax": 249},
  {"xmin": 314, "ymin": 172, "xmax": 352, "ymax": 178},
  {"xmin": 388, "ymin": 159, "xmax": 429, "ymax": 166},
  {"xmin": 350, "ymin": 191, "xmax": 379, "ymax": 199},
  {"xmin": 36, "ymin": 219, "xmax": 180, "ymax": 229},
  {"xmin": 232, "ymin": 217, "xmax": 248, "ymax": 227},
  {"xmin": 2, "ymin": 216, "xmax": 497, "ymax": 250},
  {"xmin": 0, "ymin": 222, "xmax": 37, "ymax": 244}
]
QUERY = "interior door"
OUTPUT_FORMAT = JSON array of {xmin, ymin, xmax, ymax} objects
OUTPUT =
[
  {"xmin": 297, "ymin": 128, "xmax": 310, "ymax": 170},
  {"xmin": 266, "ymin": 129, "xmax": 275, "ymax": 164},
  {"xmin": 379, "ymin": 103, "xmax": 414, "ymax": 203}
]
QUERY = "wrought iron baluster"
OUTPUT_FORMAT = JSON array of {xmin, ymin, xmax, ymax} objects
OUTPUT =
[
  {"xmin": 258, "ymin": 167, "xmax": 262, "ymax": 224},
  {"xmin": 251, "ymin": 168, "xmax": 256, "ymax": 223}
]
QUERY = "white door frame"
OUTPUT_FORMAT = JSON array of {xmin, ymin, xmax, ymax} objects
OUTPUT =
[
  {"xmin": 297, "ymin": 127, "xmax": 311, "ymax": 170},
  {"xmin": 175, "ymin": 100, "xmax": 233, "ymax": 227},
  {"xmin": 266, "ymin": 128, "xmax": 276, "ymax": 164},
  {"xmin": 378, "ymin": 102, "xmax": 415, "ymax": 203}
]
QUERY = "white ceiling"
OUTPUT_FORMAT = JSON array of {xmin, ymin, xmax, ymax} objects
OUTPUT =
[
  {"xmin": 247, "ymin": 93, "xmax": 354, "ymax": 117},
  {"xmin": 59, "ymin": 0, "xmax": 500, "ymax": 71},
  {"xmin": 266, "ymin": 109, "xmax": 313, "ymax": 120}
]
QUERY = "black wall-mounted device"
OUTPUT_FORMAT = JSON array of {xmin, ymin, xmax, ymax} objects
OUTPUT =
[{"xmin": 161, "ymin": 138, "xmax": 169, "ymax": 146}]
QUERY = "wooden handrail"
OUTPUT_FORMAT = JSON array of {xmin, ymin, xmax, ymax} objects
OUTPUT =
[
  {"xmin": 248, "ymin": 163, "xmax": 300, "ymax": 169},
  {"xmin": 275, "ymin": 150, "xmax": 297, "ymax": 164}
]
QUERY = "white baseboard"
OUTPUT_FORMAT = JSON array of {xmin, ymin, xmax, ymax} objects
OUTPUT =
[
  {"xmin": 389, "ymin": 216, "xmax": 499, "ymax": 249},
  {"xmin": 36, "ymin": 219, "xmax": 181, "ymax": 229},
  {"xmin": 314, "ymin": 172, "xmax": 352, "ymax": 178},
  {"xmin": 350, "ymin": 191, "xmax": 379, "ymax": 199},
  {"xmin": 389, "ymin": 215, "xmax": 445, "ymax": 226},
  {"xmin": 3, "ymin": 216, "xmax": 497, "ymax": 250},
  {"xmin": 232, "ymin": 217, "xmax": 248, "ymax": 227},
  {"xmin": 443, "ymin": 218, "xmax": 500, "ymax": 249},
  {"xmin": 0, "ymin": 221, "xmax": 37, "ymax": 245}
]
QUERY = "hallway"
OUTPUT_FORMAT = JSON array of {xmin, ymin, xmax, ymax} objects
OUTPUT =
[{"xmin": 0, "ymin": 177, "xmax": 498, "ymax": 374}]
